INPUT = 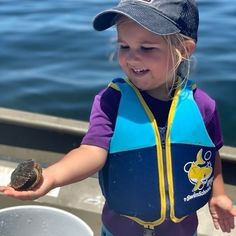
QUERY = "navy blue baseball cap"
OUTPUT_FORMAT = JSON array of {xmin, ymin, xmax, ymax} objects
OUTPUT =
[{"xmin": 93, "ymin": 0, "xmax": 199, "ymax": 42}]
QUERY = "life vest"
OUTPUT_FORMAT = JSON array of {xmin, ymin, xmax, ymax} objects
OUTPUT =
[{"xmin": 99, "ymin": 78, "xmax": 216, "ymax": 229}]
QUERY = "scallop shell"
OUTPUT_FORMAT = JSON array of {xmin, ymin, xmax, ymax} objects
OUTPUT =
[{"xmin": 10, "ymin": 159, "xmax": 42, "ymax": 191}]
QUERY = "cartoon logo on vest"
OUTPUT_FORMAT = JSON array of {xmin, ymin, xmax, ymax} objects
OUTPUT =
[{"xmin": 184, "ymin": 149, "xmax": 213, "ymax": 192}]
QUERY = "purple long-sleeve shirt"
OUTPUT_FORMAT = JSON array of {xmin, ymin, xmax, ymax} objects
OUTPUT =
[{"xmin": 82, "ymin": 82, "xmax": 224, "ymax": 236}]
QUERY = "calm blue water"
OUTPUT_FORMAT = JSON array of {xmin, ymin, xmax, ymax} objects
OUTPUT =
[{"xmin": 0, "ymin": 0, "xmax": 235, "ymax": 146}]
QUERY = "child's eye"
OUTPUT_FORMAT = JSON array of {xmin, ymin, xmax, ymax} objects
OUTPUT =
[
  {"xmin": 141, "ymin": 46, "xmax": 155, "ymax": 51},
  {"xmin": 119, "ymin": 44, "xmax": 129, "ymax": 50}
]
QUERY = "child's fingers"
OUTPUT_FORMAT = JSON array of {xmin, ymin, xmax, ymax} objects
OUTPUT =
[
  {"xmin": 5, "ymin": 191, "xmax": 38, "ymax": 201},
  {"xmin": 212, "ymin": 217, "xmax": 220, "ymax": 230},
  {"xmin": 218, "ymin": 218, "xmax": 228, "ymax": 233},
  {"xmin": 223, "ymin": 219, "xmax": 232, "ymax": 233},
  {"xmin": 217, "ymin": 216, "xmax": 235, "ymax": 233},
  {"xmin": 0, "ymin": 185, "xmax": 39, "ymax": 200},
  {"xmin": 230, "ymin": 207, "xmax": 236, "ymax": 216},
  {"xmin": 229, "ymin": 216, "xmax": 235, "ymax": 230},
  {"xmin": 0, "ymin": 186, "xmax": 13, "ymax": 193},
  {"xmin": 0, "ymin": 186, "xmax": 7, "ymax": 192}
]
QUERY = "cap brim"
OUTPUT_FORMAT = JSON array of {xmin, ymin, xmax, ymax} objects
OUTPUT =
[{"xmin": 93, "ymin": 4, "xmax": 180, "ymax": 36}]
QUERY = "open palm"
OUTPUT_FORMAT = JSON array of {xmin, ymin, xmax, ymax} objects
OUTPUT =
[{"xmin": 209, "ymin": 195, "xmax": 236, "ymax": 233}]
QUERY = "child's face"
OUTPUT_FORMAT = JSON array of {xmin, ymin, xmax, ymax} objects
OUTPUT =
[{"xmin": 117, "ymin": 18, "xmax": 175, "ymax": 100}]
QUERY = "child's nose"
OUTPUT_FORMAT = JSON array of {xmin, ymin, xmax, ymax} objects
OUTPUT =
[{"xmin": 126, "ymin": 49, "xmax": 141, "ymax": 62}]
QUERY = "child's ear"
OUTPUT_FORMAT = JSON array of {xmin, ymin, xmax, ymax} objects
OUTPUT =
[{"xmin": 182, "ymin": 39, "xmax": 196, "ymax": 57}]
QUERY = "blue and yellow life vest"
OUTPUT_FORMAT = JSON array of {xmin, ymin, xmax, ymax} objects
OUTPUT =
[{"xmin": 99, "ymin": 78, "xmax": 216, "ymax": 228}]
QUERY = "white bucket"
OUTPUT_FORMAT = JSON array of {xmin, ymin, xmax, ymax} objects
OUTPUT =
[{"xmin": 0, "ymin": 205, "xmax": 94, "ymax": 236}]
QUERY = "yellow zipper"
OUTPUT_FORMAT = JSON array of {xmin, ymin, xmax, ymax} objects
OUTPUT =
[{"xmin": 126, "ymin": 79, "xmax": 166, "ymax": 226}]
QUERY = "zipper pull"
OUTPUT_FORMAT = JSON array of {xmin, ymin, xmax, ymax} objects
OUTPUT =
[
  {"xmin": 143, "ymin": 226, "xmax": 155, "ymax": 236},
  {"xmin": 159, "ymin": 126, "xmax": 166, "ymax": 149}
]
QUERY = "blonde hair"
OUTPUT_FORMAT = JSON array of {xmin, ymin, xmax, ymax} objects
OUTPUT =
[{"xmin": 162, "ymin": 34, "xmax": 196, "ymax": 97}]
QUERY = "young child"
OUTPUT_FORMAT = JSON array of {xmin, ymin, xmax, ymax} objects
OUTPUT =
[{"xmin": 1, "ymin": 0, "xmax": 236, "ymax": 235}]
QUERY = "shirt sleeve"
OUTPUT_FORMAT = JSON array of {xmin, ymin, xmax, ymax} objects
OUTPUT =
[
  {"xmin": 205, "ymin": 107, "xmax": 224, "ymax": 150},
  {"xmin": 81, "ymin": 86, "xmax": 121, "ymax": 150},
  {"xmin": 194, "ymin": 88, "xmax": 224, "ymax": 150}
]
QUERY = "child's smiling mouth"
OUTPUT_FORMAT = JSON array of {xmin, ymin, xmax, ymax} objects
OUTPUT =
[{"xmin": 131, "ymin": 68, "xmax": 149, "ymax": 76}]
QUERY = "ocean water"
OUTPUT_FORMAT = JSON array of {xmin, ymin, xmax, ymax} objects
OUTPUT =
[{"xmin": 0, "ymin": 0, "xmax": 235, "ymax": 146}]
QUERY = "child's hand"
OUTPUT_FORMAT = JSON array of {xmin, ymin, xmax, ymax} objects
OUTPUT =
[
  {"xmin": 208, "ymin": 195, "xmax": 236, "ymax": 233},
  {"xmin": 0, "ymin": 170, "xmax": 54, "ymax": 200}
]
